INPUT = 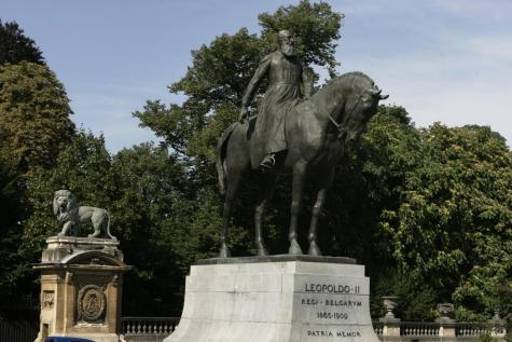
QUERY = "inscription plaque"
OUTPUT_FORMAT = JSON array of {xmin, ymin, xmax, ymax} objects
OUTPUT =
[{"xmin": 294, "ymin": 279, "xmax": 369, "ymax": 339}]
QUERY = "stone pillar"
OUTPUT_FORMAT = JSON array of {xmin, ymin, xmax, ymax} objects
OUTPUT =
[
  {"xmin": 380, "ymin": 296, "xmax": 400, "ymax": 340},
  {"xmin": 33, "ymin": 236, "xmax": 131, "ymax": 342},
  {"xmin": 436, "ymin": 303, "xmax": 456, "ymax": 341},
  {"xmin": 489, "ymin": 311, "xmax": 507, "ymax": 341}
]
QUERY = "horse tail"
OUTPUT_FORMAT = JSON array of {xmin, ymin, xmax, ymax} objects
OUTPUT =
[
  {"xmin": 216, "ymin": 123, "xmax": 238, "ymax": 195},
  {"xmin": 106, "ymin": 210, "xmax": 117, "ymax": 241}
]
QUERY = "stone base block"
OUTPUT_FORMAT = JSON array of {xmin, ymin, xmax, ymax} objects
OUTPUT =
[
  {"xmin": 165, "ymin": 255, "xmax": 379, "ymax": 342},
  {"xmin": 33, "ymin": 236, "xmax": 131, "ymax": 342}
]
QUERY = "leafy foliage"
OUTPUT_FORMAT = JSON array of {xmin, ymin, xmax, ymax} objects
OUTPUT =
[
  {"xmin": 379, "ymin": 124, "xmax": 512, "ymax": 320},
  {"xmin": 0, "ymin": 62, "xmax": 75, "ymax": 172},
  {"xmin": 0, "ymin": 20, "xmax": 44, "ymax": 65},
  {"xmin": 0, "ymin": 157, "xmax": 26, "ymax": 307},
  {"xmin": 134, "ymin": 28, "xmax": 263, "ymax": 160},
  {"xmin": 21, "ymin": 131, "xmax": 112, "ymax": 261},
  {"xmin": 0, "ymin": 21, "xmax": 75, "ymax": 317},
  {"xmin": 258, "ymin": 0, "xmax": 343, "ymax": 75},
  {"xmin": 110, "ymin": 143, "xmax": 188, "ymax": 315},
  {"xmin": 134, "ymin": 1, "xmax": 342, "ymax": 167}
]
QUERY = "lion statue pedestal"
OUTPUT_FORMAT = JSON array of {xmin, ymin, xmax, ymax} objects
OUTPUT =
[{"xmin": 33, "ymin": 236, "xmax": 131, "ymax": 342}]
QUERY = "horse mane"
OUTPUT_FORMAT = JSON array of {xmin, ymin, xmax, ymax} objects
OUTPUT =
[
  {"xmin": 312, "ymin": 71, "xmax": 375, "ymax": 110},
  {"xmin": 329, "ymin": 71, "xmax": 375, "ymax": 88}
]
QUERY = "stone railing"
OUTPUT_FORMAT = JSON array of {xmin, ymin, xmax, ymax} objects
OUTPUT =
[
  {"xmin": 120, "ymin": 316, "xmax": 507, "ymax": 342},
  {"xmin": 375, "ymin": 320, "xmax": 507, "ymax": 341},
  {"xmin": 456, "ymin": 322, "xmax": 488, "ymax": 338},
  {"xmin": 401, "ymin": 321, "xmax": 441, "ymax": 338},
  {"xmin": 121, "ymin": 316, "xmax": 179, "ymax": 342},
  {"xmin": 374, "ymin": 300, "xmax": 508, "ymax": 341}
]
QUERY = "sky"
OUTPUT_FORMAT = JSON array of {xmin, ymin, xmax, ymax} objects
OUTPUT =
[{"xmin": 2, "ymin": 0, "xmax": 511, "ymax": 152}]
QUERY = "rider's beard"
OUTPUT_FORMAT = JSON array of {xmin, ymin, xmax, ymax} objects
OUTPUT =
[{"xmin": 281, "ymin": 43, "xmax": 295, "ymax": 57}]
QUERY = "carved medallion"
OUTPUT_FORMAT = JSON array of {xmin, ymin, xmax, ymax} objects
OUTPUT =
[{"xmin": 77, "ymin": 285, "xmax": 106, "ymax": 323}]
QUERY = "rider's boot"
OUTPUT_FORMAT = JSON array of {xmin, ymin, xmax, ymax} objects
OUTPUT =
[{"xmin": 259, "ymin": 152, "xmax": 276, "ymax": 170}]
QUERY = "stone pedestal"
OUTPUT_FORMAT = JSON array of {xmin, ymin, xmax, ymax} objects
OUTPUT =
[
  {"xmin": 380, "ymin": 316, "xmax": 400, "ymax": 341},
  {"xmin": 33, "ymin": 236, "xmax": 131, "ymax": 342},
  {"xmin": 436, "ymin": 317, "xmax": 456, "ymax": 342},
  {"xmin": 165, "ymin": 255, "xmax": 380, "ymax": 342}
]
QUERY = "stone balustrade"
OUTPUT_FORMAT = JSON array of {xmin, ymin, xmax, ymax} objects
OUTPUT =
[
  {"xmin": 456, "ymin": 322, "xmax": 488, "ymax": 337},
  {"xmin": 120, "ymin": 316, "xmax": 507, "ymax": 342},
  {"xmin": 121, "ymin": 317, "xmax": 179, "ymax": 341},
  {"xmin": 375, "ymin": 320, "xmax": 507, "ymax": 341},
  {"xmin": 400, "ymin": 321, "xmax": 441, "ymax": 337},
  {"xmin": 373, "ymin": 300, "xmax": 507, "ymax": 341}
]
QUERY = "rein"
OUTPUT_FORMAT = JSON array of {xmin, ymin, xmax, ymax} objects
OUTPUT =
[
  {"xmin": 328, "ymin": 95, "xmax": 362, "ymax": 141},
  {"xmin": 328, "ymin": 114, "xmax": 344, "ymax": 139}
]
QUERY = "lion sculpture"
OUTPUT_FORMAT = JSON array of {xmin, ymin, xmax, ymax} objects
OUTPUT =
[{"xmin": 53, "ymin": 189, "xmax": 117, "ymax": 240}]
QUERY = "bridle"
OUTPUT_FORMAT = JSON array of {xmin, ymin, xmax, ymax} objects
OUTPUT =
[{"xmin": 328, "ymin": 95, "xmax": 363, "ymax": 141}]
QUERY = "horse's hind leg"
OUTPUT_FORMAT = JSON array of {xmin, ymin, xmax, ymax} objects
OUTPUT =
[
  {"xmin": 219, "ymin": 170, "xmax": 242, "ymax": 258},
  {"xmin": 308, "ymin": 171, "xmax": 333, "ymax": 256},
  {"xmin": 308, "ymin": 188, "xmax": 326, "ymax": 256},
  {"xmin": 254, "ymin": 174, "xmax": 277, "ymax": 256}
]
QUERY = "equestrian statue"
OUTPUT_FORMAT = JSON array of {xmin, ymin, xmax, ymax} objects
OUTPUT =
[{"xmin": 216, "ymin": 30, "xmax": 388, "ymax": 258}]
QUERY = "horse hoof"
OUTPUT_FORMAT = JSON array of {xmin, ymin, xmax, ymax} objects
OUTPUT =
[
  {"xmin": 288, "ymin": 240, "xmax": 303, "ymax": 255},
  {"xmin": 308, "ymin": 243, "xmax": 322, "ymax": 256},
  {"xmin": 219, "ymin": 245, "xmax": 231, "ymax": 258}
]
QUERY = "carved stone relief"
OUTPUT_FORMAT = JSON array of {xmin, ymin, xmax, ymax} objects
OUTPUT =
[
  {"xmin": 77, "ymin": 284, "xmax": 106, "ymax": 323},
  {"xmin": 42, "ymin": 291, "xmax": 54, "ymax": 310}
]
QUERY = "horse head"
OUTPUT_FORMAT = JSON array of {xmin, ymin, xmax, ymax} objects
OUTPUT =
[{"xmin": 333, "ymin": 73, "xmax": 388, "ymax": 144}]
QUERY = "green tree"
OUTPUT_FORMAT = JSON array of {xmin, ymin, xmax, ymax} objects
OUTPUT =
[
  {"xmin": 110, "ymin": 143, "xmax": 188, "ymax": 315},
  {"xmin": 0, "ymin": 20, "xmax": 44, "ymax": 65},
  {"xmin": 325, "ymin": 105, "xmax": 432, "ymax": 320},
  {"xmin": 0, "ymin": 61, "xmax": 75, "ymax": 172},
  {"xmin": 21, "ymin": 131, "xmax": 112, "ymax": 263},
  {"xmin": 0, "ymin": 131, "xmax": 110, "ymax": 317},
  {"xmin": 134, "ymin": 0, "xmax": 342, "ymax": 168},
  {"xmin": 0, "ymin": 157, "xmax": 26, "ymax": 314},
  {"xmin": 0, "ymin": 22, "xmax": 74, "ymax": 318},
  {"xmin": 134, "ymin": 29, "xmax": 263, "ymax": 163},
  {"xmin": 258, "ymin": 1, "xmax": 343, "ymax": 75},
  {"xmin": 380, "ymin": 124, "xmax": 512, "ymax": 320}
]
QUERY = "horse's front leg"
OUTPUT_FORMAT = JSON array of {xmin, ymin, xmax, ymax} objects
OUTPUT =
[
  {"xmin": 308, "ymin": 172, "xmax": 334, "ymax": 256},
  {"xmin": 289, "ymin": 161, "xmax": 307, "ymax": 255}
]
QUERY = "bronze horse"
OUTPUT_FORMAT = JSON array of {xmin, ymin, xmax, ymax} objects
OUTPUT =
[{"xmin": 216, "ymin": 72, "xmax": 388, "ymax": 257}]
